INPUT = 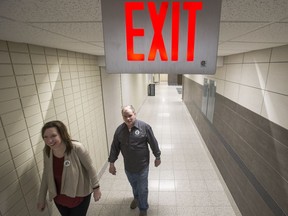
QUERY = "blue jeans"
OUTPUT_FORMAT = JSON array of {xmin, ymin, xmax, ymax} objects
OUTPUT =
[{"xmin": 125, "ymin": 166, "xmax": 149, "ymax": 211}]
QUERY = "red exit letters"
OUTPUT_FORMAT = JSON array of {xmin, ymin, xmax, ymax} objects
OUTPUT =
[{"xmin": 125, "ymin": 1, "xmax": 202, "ymax": 61}]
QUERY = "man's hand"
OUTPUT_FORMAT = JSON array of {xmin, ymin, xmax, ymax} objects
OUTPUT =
[
  {"xmin": 154, "ymin": 158, "xmax": 161, "ymax": 167},
  {"xmin": 109, "ymin": 163, "xmax": 117, "ymax": 175}
]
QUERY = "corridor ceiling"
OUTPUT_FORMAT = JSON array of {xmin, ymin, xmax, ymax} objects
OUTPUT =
[{"xmin": 0, "ymin": 0, "xmax": 287, "ymax": 57}]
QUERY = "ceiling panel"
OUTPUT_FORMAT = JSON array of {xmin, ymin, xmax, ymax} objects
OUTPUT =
[
  {"xmin": 221, "ymin": 0, "xmax": 288, "ymax": 22},
  {"xmin": 0, "ymin": 0, "xmax": 287, "ymax": 57},
  {"xmin": 219, "ymin": 22, "xmax": 265, "ymax": 41},
  {"xmin": 0, "ymin": 0, "xmax": 102, "ymax": 22},
  {"xmin": 231, "ymin": 23, "xmax": 288, "ymax": 43}
]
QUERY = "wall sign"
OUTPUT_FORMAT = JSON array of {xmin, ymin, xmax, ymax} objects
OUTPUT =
[{"xmin": 101, "ymin": 0, "xmax": 222, "ymax": 74}]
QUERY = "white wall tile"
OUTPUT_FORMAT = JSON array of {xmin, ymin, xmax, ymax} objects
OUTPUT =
[
  {"xmin": 30, "ymin": 133, "xmax": 42, "ymax": 147},
  {"xmin": 21, "ymin": 95, "xmax": 39, "ymax": 108},
  {"xmin": 39, "ymin": 92, "xmax": 52, "ymax": 103},
  {"xmin": 224, "ymin": 82, "xmax": 240, "ymax": 103},
  {"xmin": 8, "ymin": 42, "xmax": 28, "ymax": 53},
  {"xmin": 68, "ymin": 57, "xmax": 77, "ymax": 65},
  {"xmin": 60, "ymin": 64, "xmax": 69, "ymax": 72},
  {"xmin": 45, "ymin": 47, "xmax": 57, "ymax": 56},
  {"xmin": 270, "ymin": 45, "xmax": 288, "ymax": 62},
  {"xmin": 0, "ymin": 76, "xmax": 16, "ymax": 89},
  {"xmin": 0, "ymin": 190, "xmax": 24, "ymax": 215},
  {"xmin": 0, "ymin": 99, "xmax": 21, "ymax": 115},
  {"xmin": 10, "ymin": 139, "xmax": 31, "ymax": 158},
  {"xmin": 13, "ymin": 64, "xmax": 33, "ymax": 75},
  {"xmin": 0, "ymin": 51, "xmax": 11, "ymax": 63},
  {"xmin": 0, "ymin": 40, "xmax": 8, "ymax": 50},
  {"xmin": 70, "ymin": 64, "xmax": 78, "ymax": 72},
  {"xmin": 28, "ymin": 122, "xmax": 43, "ymax": 136},
  {"xmin": 0, "ymin": 170, "xmax": 17, "ymax": 192},
  {"xmin": 0, "ymin": 160, "xmax": 14, "ymax": 178},
  {"xmin": 261, "ymin": 91, "xmax": 288, "ymax": 129},
  {"xmin": 0, "ymin": 149, "xmax": 12, "ymax": 167},
  {"xmin": 42, "ymin": 108, "xmax": 56, "ymax": 120},
  {"xmin": 16, "ymin": 75, "xmax": 35, "ymax": 86},
  {"xmin": 7, "ymin": 129, "xmax": 29, "ymax": 147},
  {"xmin": 54, "ymin": 97, "xmax": 65, "ymax": 106},
  {"xmin": 64, "ymin": 87, "xmax": 73, "ymax": 95},
  {"xmin": 20, "ymin": 177, "xmax": 38, "ymax": 196},
  {"xmin": 19, "ymin": 85, "xmax": 37, "ymax": 97},
  {"xmin": 10, "ymin": 53, "xmax": 31, "ymax": 64},
  {"xmin": 37, "ymin": 83, "xmax": 51, "ymax": 93},
  {"xmin": 63, "ymin": 80, "xmax": 72, "ymax": 88},
  {"xmin": 266, "ymin": 63, "xmax": 288, "ymax": 95},
  {"xmin": 215, "ymin": 79, "xmax": 225, "ymax": 95},
  {"xmin": 65, "ymin": 94, "xmax": 74, "ymax": 102},
  {"xmin": 241, "ymin": 63, "xmax": 269, "ymax": 89},
  {"xmin": 23, "ymin": 104, "xmax": 41, "ymax": 118},
  {"xmin": 226, "ymin": 64, "xmax": 242, "ymax": 83},
  {"xmin": 40, "ymin": 101, "xmax": 54, "ymax": 112},
  {"xmin": 0, "ymin": 180, "xmax": 20, "ymax": 204},
  {"xmin": 0, "ymin": 139, "xmax": 9, "ymax": 152},
  {"xmin": 46, "ymin": 55, "xmax": 58, "ymax": 65},
  {"xmin": 26, "ymin": 113, "xmax": 43, "ymax": 127},
  {"xmin": 3, "ymin": 198, "xmax": 29, "ymax": 216},
  {"xmin": 48, "ymin": 65, "xmax": 60, "ymax": 73},
  {"xmin": 32, "ymin": 64, "xmax": 48, "ymax": 74},
  {"xmin": 49, "ymin": 72, "xmax": 61, "ymax": 82},
  {"xmin": 29, "ymin": 45, "xmax": 45, "ymax": 54},
  {"xmin": 35, "ymin": 74, "xmax": 49, "ymax": 84},
  {"xmin": 55, "ymin": 104, "xmax": 66, "ymax": 114},
  {"xmin": 30, "ymin": 54, "xmax": 46, "ymax": 64},
  {"xmin": 16, "ymin": 157, "xmax": 35, "ymax": 177},
  {"xmin": 213, "ymin": 65, "xmax": 226, "ymax": 80},
  {"xmin": 51, "ymin": 80, "xmax": 63, "ymax": 90},
  {"xmin": 57, "ymin": 49, "xmax": 68, "ymax": 57},
  {"xmin": 224, "ymin": 53, "xmax": 243, "ymax": 64},
  {"xmin": 1, "ymin": 110, "xmax": 24, "ymax": 125},
  {"xmin": 61, "ymin": 72, "xmax": 71, "ymax": 80},
  {"xmin": 52, "ymin": 89, "xmax": 64, "ymax": 99},
  {"xmin": 238, "ymin": 86, "xmax": 265, "ymax": 114},
  {"xmin": 4, "ymin": 119, "xmax": 26, "ymax": 136},
  {"xmin": 0, "ymin": 64, "xmax": 13, "ymax": 76},
  {"xmin": 243, "ymin": 48, "xmax": 271, "ymax": 63},
  {"xmin": 71, "ymin": 72, "xmax": 79, "ymax": 79}
]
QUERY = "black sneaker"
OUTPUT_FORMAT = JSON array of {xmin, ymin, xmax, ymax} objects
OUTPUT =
[
  {"xmin": 139, "ymin": 211, "xmax": 147, "ymax": 216},
  {"xmin": 130, "ymin": 199, "xmax": 138, "ymax": 209}
]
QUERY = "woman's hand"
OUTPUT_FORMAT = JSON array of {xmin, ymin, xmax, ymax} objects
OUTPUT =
[
  {"xmin": 37, "ymin": 202, "xmax": 46, "ymax": 211},
  {"xmin": 93, "ymin": 188, "xmax": 102, "ymax": 202}
]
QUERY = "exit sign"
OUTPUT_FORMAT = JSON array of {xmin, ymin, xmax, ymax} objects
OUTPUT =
[{"xmin": 101, "ymin": 0, "xmax": 222, "ymax": 74}]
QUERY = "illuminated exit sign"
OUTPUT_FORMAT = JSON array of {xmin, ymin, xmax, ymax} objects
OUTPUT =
[{"xmin": 101, "ymin": 0, "xmax": 222, "ymax": 74}]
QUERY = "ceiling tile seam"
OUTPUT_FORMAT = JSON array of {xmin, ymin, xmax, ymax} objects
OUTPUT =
[{"xmin": 219, "ymin": 21, "xmax": 288, "ymax": 45}]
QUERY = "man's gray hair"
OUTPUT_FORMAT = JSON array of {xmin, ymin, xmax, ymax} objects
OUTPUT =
[{"xmin": 121, "ymin": 105, "xmax": 135, "ymax": 114}]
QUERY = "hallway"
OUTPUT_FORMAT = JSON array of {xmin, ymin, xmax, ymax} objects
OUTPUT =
[{"xmin": 88, "ymin": 84, "xmax": 240, "ymax": 216}]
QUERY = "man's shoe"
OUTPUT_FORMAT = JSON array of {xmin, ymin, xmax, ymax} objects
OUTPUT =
[
  {"xmin": 130, "ymin": 199, "xmax": 138, "ymax": 209},
  {"xmin": 139, "ymin": 211, "xmax": 147, "ymax": 216}
]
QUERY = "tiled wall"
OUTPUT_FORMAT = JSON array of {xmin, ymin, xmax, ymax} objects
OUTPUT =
[
  {"xmin": 0, "ymin": 40, "xmax": 108, "ymax": 216},
  {"xmin": 183, "ymin": 45, "xmax": 288, "ymax": 216},
  {"xmin": 185, "ymin": 45, "xmax": 288, "ymax": 130}
]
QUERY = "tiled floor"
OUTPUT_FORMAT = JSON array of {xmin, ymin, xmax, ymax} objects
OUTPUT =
[{"xmin": 88, "ymin": 84, "xmax": 241, "ymax": 216}]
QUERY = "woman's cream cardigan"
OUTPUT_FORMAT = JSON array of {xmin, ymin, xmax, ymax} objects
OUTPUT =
[{"xmin": 38, "ymin": 141, "xmax": 100, "ymax": 203}]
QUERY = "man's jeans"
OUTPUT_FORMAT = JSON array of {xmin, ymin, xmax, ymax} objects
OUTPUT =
[{"xmin": 125, "ymin": 166, "xmax": 149, "ymax": 211}]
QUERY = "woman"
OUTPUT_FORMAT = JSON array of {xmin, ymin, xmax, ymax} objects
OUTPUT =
[{"xmin": 37, "ymin": 120, "xmax": 101, "ymax": 216}]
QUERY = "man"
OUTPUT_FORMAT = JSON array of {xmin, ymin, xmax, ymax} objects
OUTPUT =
[{"xmin": 108, "ymin": 105, "xmax": 161, "ymax": 216}]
